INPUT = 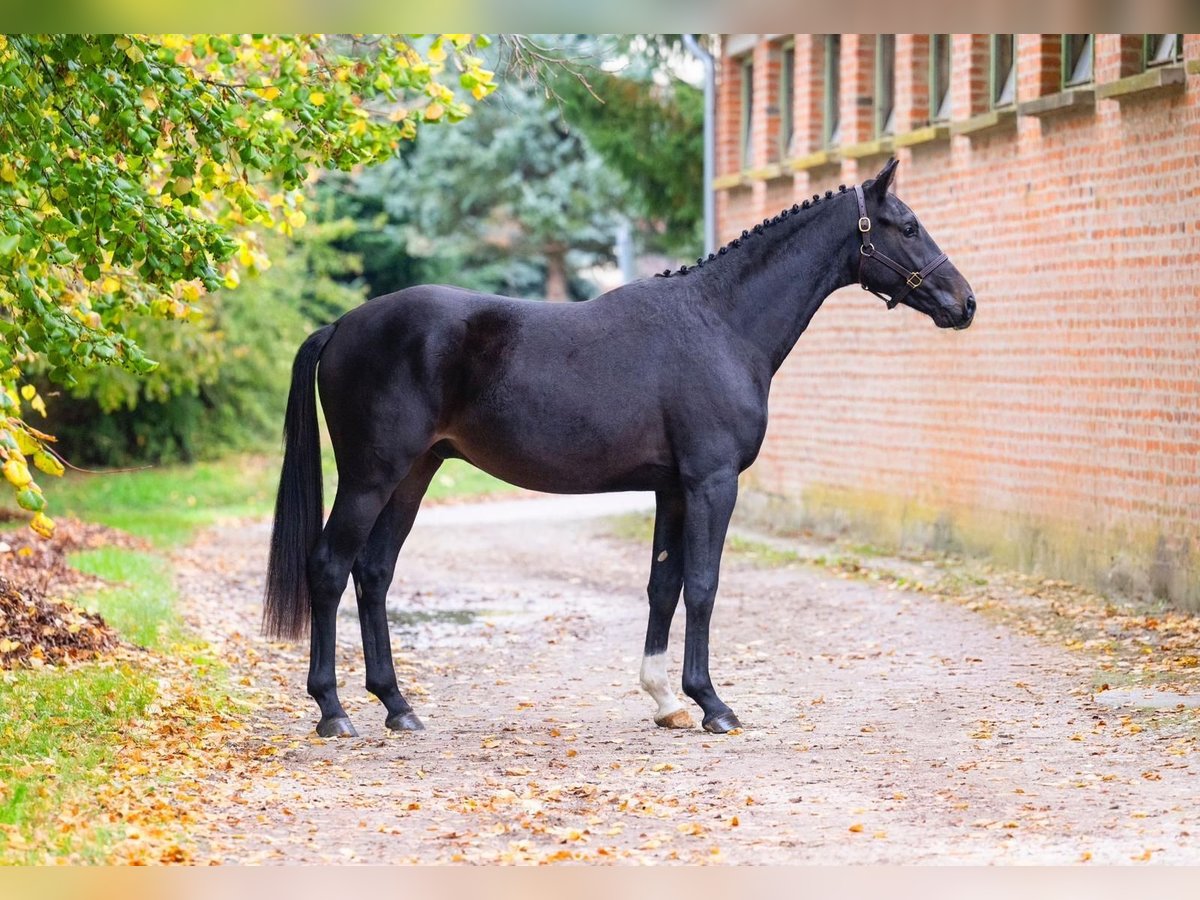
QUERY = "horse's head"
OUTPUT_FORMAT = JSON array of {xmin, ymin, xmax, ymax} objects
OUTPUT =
[{"xmin": 856, "ymin": 159, "xmax": 975, "ymax": 330}]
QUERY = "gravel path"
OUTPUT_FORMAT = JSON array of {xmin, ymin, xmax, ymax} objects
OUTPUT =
[{"xmin": 177, "ymin": 494, "xmax": 1200, "ymax": 864}]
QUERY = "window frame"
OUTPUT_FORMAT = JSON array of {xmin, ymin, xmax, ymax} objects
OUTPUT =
[
  {"xmin": 739, "ymin": 55, "xmax": 754, "ymax": 168},
  {"xmin": 990, "ymin": 34, "xmax": 1016, "ymax": 108},
  {"xmin": 1062, "ymin": 33, "xmax": 1095, "ymax": 88},
  {"xmin": 779, "ymin": 40, "xmax": 795, "ymax": 159},
  {"xmin": 823, "ymin": 34, "xmax": 841, "ymax": 148},
  {"xmin": 929, "ymin": 34, "xmax": 952, "ymax": 122},
  {"xmin": 875, "ymin": 34, "xmax": 896, "ymax": 137},
  {"xmin": 1144, "ymin": 33, "xmax": 1183, "ymax": 68}
]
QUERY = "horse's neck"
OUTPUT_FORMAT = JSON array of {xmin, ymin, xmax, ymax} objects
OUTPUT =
[{"xmin": 707, "ymin": 194, "xmax": 858, "ymax": 373}]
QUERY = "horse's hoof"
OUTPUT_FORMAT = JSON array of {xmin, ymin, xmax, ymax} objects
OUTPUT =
[
  {"xmin": 654, "ymin": 709, "xmax": 696, "ymax": 729},
  {"xmin": 386, "ymin": 711, "xmax": 425, "ymax": 732},
  {"xmin": 316, "ymin": 716, "xmax": 358, "ymax": 738},
  {"xmin": 702, "ymin": 710, "xmax": 743, "ymax": 734}
]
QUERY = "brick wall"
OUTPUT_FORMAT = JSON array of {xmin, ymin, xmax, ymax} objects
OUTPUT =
[{"xmin": 714, "ymin": 33, "xmax": 1200, "ymax": 608}]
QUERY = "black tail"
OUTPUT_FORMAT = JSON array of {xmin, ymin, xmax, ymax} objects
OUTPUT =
[{"xmin": 263, "ymin": 324, "xmax": 338, "ymax": 640}]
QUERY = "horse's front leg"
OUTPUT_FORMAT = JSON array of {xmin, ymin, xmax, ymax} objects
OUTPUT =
[
  {"xmin": 639, "ymin": 488, "xmax": 693, "ymax": 729},
  {"xmin": 680, "ymin": 468, "xmax": 742, "ymax": 733}
]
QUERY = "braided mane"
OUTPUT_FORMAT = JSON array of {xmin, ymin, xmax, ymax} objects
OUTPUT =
[{"xmin": 657, "ymin": 184, "xmax": 852, "ymax": 278}]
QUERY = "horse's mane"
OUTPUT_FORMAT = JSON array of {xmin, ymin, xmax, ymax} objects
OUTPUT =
[{"xmin": 657, "ymin": 184, "xmax": 853, "ymax": 279}]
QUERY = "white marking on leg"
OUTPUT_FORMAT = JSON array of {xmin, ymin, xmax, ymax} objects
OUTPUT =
[{"xmin": 640, "ymin": 651, "xmax": 683, "ymax": 718}]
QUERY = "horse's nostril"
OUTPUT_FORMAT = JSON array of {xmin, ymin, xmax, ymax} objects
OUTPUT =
[{"xmin": 964, "ymin": 295, "xmax": 976, "ymax": 317}]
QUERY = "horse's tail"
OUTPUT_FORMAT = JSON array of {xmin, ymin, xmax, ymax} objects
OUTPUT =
[{"xmin": 263, "ymin": 324, "xmax": 338, "ymax": 640}]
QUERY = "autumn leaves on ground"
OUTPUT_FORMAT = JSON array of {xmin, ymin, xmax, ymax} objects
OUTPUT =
[{"xmin": 3, "ymin": 458, "xmax": 1200, "ymax": 864}]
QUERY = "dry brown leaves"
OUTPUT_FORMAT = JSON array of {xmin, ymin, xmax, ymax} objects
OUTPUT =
[
  {"xmin": 0, "ymin": 515, "xmax": 146, "ymax": 597},
  {"xmin": 1, "ymin": 652, "xmax": 258, "ymax": 865},
  {"xmin": 0, "ymin": 577, "xmax": 118, "ymax": 668},
  {"xmin": 0, "ymin": 518, "xmax": 145, "ymax": 669}
]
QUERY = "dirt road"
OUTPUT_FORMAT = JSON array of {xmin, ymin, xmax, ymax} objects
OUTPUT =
[{"xmin": 177, "ymin": 494, "xmax": 1200, "ymax": 864}]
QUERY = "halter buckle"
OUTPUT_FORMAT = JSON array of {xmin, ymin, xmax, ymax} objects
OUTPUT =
[
  {"xmin": 859, "ymin": 242, "xmax": 875, "ymax": 257},
  {"xmin": 857, "ymin": 216, "xmax": 871, "ymax": 233},
  {"xmin": 906, "ymin": 272, "xmax": 923, "ymax": 289}
]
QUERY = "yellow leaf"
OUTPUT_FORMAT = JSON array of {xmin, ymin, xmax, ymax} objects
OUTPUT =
[
  {"xmin": 3, "ymin": 458, "xmax": 32, "ymax": 487},
  {"xmin": 140, "ymin": 87, "xmax": 159, "ymax": 111},
  {"xmin": 101, "ymin": 276, "xmax": 121, "ymax": 293},
  {"xmin": 223, "ymin": 269, "xmax": 240, "ymax": 290},
  {"xmin": 848, "ymin": 823, "xmax": 864, "ymax": 833},
  {"xmin": 423, "ymin": 102, "xmax": 444, "ymax": 122},
  {"xmin": 31, "ymin": 512, "xmax": 54, "ymax": 538},
  {"xmin": 0, "ymin": 638, "xmax": 19, "ymax": 653},
  {"xmin": 309, "ymin": 91, "xmax": 326, "ymax": 106},
  {"xmin": 19, "ymin": 385, "xmax": 34, "ymax": 401},
  {"xmin": 0, "ymin": 162, "xmax": 16, "ymax": 183},
  {"xmin": 258, "ymin": 85, "xmax": 281, "ymax": 101}
]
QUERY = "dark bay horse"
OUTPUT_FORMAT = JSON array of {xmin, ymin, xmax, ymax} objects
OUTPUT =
[{"xmin": 264, "ymin": 159, "xmax": 975, "ymax": 738}]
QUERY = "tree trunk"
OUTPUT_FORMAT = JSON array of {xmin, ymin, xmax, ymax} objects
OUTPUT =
[{"xmin": 544, "ymin": 247, "xmax": 568, "ymax": 302}]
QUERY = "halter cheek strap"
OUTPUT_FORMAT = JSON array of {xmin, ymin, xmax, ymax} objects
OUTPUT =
[{"xmin": 853, "ymin": 184, "xmax": 948, "ymax": 310}]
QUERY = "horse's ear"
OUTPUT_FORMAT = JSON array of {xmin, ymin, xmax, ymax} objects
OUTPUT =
[{"xmin": 867, "ymin": 157, "xmax": 899, "ymax": 199}]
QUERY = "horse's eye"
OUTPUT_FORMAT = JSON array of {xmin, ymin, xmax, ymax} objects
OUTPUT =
[{"xmin": 903, "ymin": 224, "xmax": 917, "ymax": 238}]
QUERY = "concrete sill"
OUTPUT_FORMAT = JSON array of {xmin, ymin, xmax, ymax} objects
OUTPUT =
[
  {"xmin": 745, "ymin": 163, "xmax": 787, "ymax": 182},
  {"xmin": 1096, "ymin": 64, "xmax": 1186, "ymax": 100},
  {"xmin": 1018, "ymin": 87, "xmax": 1095, "ymax": 118},
  {"xmin": 951, "ymin": 107, "xmax": 1017, "ymax": 136},
  {"xmin": 893, "ymin": 124, "xmax": 951, "ymax": 148},
  {"xmin": 712, "ymin": 172, "xmax": 750, "ymax": 190},
  {"xmin": 840, "ymin": 136, "xmax": 895, "ymax": 160},
  {"xmin": 785, "ymin": 149, "xmax": 841, "ymax": 171}
]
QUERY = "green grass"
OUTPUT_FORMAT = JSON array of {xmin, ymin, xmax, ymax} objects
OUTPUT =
[
  {"xmin": 0, "ymin": 662, "xmax": 156, "ymax": 862},
  {"xmin": 425, "ymin": 459, "xmax": 516, "ymax": 502},
  {"xmin": 69, "ymin": 548, "xmax": 178, "ymax": 649},
  {"xmin": 43, "ymin": 452, "xmax": 516, "ymax": 548},
  {"xmin": 46, "ymin": 453, "xmax": 280, "ymax": 547}
]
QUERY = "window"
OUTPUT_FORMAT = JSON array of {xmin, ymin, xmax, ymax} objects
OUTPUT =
[
  {"xmin": 740, "ymin": 57, "xmax": 754, "ymax": 167},
  {"xmin": 779, "ymin": 43, "xmax": 795, "ymax": 158},
  {"xmin": 1145, "ymin": 33, "xmax": 1183, "ymax": 67},
  {"xmin": 1063, "ymin": 34, "xmax": 1094, "ymax": 87},
  {"xmin": 824, "ymin": 35, "xmax": 841, "ymax": 147},
  {"xmin": 930, "ymin": 34, "xmax": 952, "ymax": 121},
  {"xmin": 992, "ymin": 34, "xmax": 1016, "ymax": 107},
  {"xmin": 876, "ymin": 34, "xmax": 896, "ymax": 136}
]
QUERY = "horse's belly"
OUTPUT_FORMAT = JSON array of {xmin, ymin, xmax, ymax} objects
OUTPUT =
[{"xmin": 440, "ymin": 414, "xmax": 673, "ymax": 495}]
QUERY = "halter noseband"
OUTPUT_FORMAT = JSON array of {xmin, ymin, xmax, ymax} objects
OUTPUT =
[{"xmin": 853, "ymin": 184, "xmax": 948, "ymax": 310}]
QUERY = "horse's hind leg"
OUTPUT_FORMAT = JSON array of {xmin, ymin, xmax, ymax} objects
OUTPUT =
[
  {"xmin": 352, "ymin": 452, "xmax": 442, "ymax": 732},
  {"xmin": 639, "ymin": 488, "xmax": 694, "ymax": 728},
  {"xmin": 307, "ymin": 478, "xmax": 397, "ymax": 738}
]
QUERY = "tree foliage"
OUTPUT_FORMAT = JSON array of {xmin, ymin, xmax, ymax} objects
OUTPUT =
[
  {"xmin": 546, "ymin": 35, "xmax": 704, "ymax": 255},
  {"xmin": 326, "ymin": 75, "xmax": 625, "ymax": 301},
  {"xmin": 45, "ymin": 223, "xmax": 365, "ymax": 466},
  {"xmin": 0, "ymin": 33, "xmax": 495, "ymax": 534}
]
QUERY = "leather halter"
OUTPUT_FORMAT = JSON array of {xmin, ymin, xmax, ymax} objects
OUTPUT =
[{"xmin": 853, "ymin": 184, "xmax": 948, "ymax": 310}]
